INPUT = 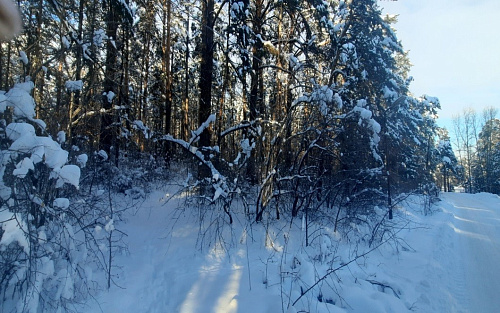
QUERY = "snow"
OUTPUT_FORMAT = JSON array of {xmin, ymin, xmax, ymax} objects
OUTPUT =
[
  {"xmin": 57, "ymin": 130, "xmax": 66, "ymax": 143},
  {"xmin": 439, "ymin": 193, "xmax": 500, "ymax": 312},
  {"xmin": 62, "ymin": 36, "xmax": 70, "ymax": 49},
  {"xmin": 103, "ymin": 91, "xmax": 115, "ymax": 103},
  {"xmin": 334, "ymin": 93, "xmax": 343, "ymax": 109},
  {"xmin": 13, "ymin": 157, "xmax": 34, "ymax": 178},
  {"xmin": 55, "ymin": 268, "xmax": 75, "ymax": 300},
  {"xmin": 383, "ymin": 86, "xmax": 398, "ymax": 100},
  {"xmin": 38, "ymin": 137, "xmax": 69, "ymax": 169},
  {"xmin": 132, "ymin": 120, "xmax": 151, "ymax": 138},
  {"xmin": 230, "ymin": 1, "xmax": 244, "ymax": 15},
  {"xmin": 212, "ymin": 186, "xmax": 224, "ymax": 202},
  {"xmin": 53, "ymin": 198, "xmax": 70, "ymax": 209},
  {"xmin": 9, "ymin": 132, "xmax": 38, "ymax": 153},
  {"xmin": 104, "ymin": 218, "xmax": 114, "ymax": 232},
  {"xmin": 98, "ymin": 149, "xmax": 108, "ymax": 160},
  {"xmin": 54, "ymin": 165, "xmax": 80, "ymax": 189},
  {"xmin": 93, "ymin": 29, "xmax": 107, "ymax": 48},
  {"xmin": 5, "ymin": 122, "xmax": 36, "ymax": 140},
  {"xmin": 240, "ymin": 138, "xmax": 254, "ymax": 158},
  {"xmin": 357, "ymin": 106, "xmax": 372, "ymax": 119},
  {"xmin": 0, "ymin": 210, "xmax": 29, "ymax": 253},
  {"xmin": 82, "ymin": 43, "xmax": 92, "ymax": 60},
  {"xmin": 289, "ymin": 55, "xmax": 301, "ymax": 71},
  {"xmin": 76, "ymin": 154, "xmax": 88, "ymax": 168},
  {"xmin": 132, "ymin": 120, "xmax": 145, "ymax": 129},
  {"xmin": 368, "ymin": 118, "xmax": 381, "ymax": 134},
  {"xmin": 32, "ymin": 118, "xmax": 46, "ymax": 130},
  {"xmin": 65, "ymin": 80, "xmax": 83, "ymax": 92},
  {"xmin": 23, "ymin": 257, "xmax": 55, "ymax": 313},
  {"xmin": 0, "ymin": 93, "xmax": 7, "ymax": 112},
  {"xmin": 0, "ymin": 183, "xmax": 11, "ymax": 200},
  {"xmin": 190, "ymin": 114, "xmax": 216, "ymax": 143},
  {"xmin": 75, "ymin": 190, "xmax": 500, "ymax": 313},
  {"xmin": 7, "ymin": 127, "xmax": 77, "ymax": 179},
  {"xmin": 19, "ymin": 51, "xmax": 28, "ymax": 65},
  {"xmin": 350, "ymin": 102, "xmax": 381, "ymax": 160},
  {"xmin": 6, "ymin": 82, "xmax": 36, "ymax": 119}
]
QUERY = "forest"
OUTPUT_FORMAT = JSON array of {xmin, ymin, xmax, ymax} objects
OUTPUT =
[{"xmin": 0, "ymin": 0, "xmax": 499, "ymax": 311}]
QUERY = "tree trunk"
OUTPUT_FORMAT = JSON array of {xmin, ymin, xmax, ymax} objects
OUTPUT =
[
  {"xmin": 4, "ymin": 42, "xmax": 11, "ymax": 90},
  {"xmin": 101, "ymin": 0, "xmax": 119, "ymax": 155},
  {"xmin": 68, "ymin": 0, "xmax": 85, "ymax": 144},
  {"xmin": 31, "ymin": 0, "xmax": 45, "ymax": 118},
  {"xmin": 162, "ymin": 0, "xmax": 172, "ymax": 136},
  {"xmin": 198, "ymin": 0, "xmax": 215, "ymax": 150},
  {"xmin": 247, "ymin": 0, "xmax": 265, "ymax": 184},
  {"xmin": 182, "ymin": 15, "xmax": 190, "ymax": 141}
]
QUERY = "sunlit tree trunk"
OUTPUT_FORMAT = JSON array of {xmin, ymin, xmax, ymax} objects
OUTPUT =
[{"xmin": 182, "ymin": 15, "xmax": 190, "ymax": 142}]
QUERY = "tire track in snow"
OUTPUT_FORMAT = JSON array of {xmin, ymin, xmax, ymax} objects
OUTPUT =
[
  {"xmin": 441, "ymin": 193, "xmax": 500, "ymax": 313},
  {"xmin": 429, "ymin": 206, "xmax": 468, "ymax": 313}
]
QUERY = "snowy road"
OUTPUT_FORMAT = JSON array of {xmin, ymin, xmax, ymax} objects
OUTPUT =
[
  {"xmin": 79, "ymin": 190, "xmax": 500, "ymax": 313},
  {"xmin": 441, "ymin": 193, "xmax": 500, "ymax": 313}
]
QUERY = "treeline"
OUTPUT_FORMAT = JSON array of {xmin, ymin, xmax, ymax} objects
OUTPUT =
[
  {"xmin": 0, "ymin": 0, "xmax": 449, "ymax": 219},
  {"xmin": 450, "ymin": 107, "xmax": 500, "ymax": 194}
]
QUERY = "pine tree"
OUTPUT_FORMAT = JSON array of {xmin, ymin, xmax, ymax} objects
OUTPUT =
[
  {"xmin": 437, "ymin": 137, "xmax": 460, "ymax": 192},
  {"xmin": 475, "ymin": 115, "xmax": 500, "ymax": 194}
]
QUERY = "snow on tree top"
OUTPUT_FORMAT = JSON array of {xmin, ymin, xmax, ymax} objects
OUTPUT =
[
  {"xmin": 5, "ymin": 123, "xmax": 36, "ymax": 141},
  {"xmin": 65, "ymin": 80, "xmax": 83, "ymax": 92},
  {"xmin": 6, "ymin": 82, "xmax": 36, "ymax": 120},
  {"xmin": 53, "ymin": 165, "xmax": 80, "ymax": 189}
]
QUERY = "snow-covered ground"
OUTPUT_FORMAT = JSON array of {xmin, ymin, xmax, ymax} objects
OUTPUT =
[
  {"xmin": 440, "ymin": 193, "xmax": 500, "ymax": 313},
  {"xmin": 80, "ymin": 190, "xmax": 500, "ymax": 313}
]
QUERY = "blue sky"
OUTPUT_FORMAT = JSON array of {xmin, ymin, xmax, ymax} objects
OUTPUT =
[{"xmin": 380, "ymin": 0, "xmax": 500, "ymax": 135}]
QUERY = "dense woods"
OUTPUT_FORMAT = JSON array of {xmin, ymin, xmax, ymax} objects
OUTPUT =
[
  {"xmin": 451, "ymin": 107, "xmax": 500, "ymax": 194},
  {"xmin": 2, "ymin": 0, "xmax": 446, "ymax": 203},
  {"xmin": 0, "ymin": 0, "xmax": 499, "ymax": 311}
]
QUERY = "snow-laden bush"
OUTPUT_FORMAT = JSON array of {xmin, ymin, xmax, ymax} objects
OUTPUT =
[{"xmin": 0, "ymin": 81, "xmax": 103, "ymax": 312}]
